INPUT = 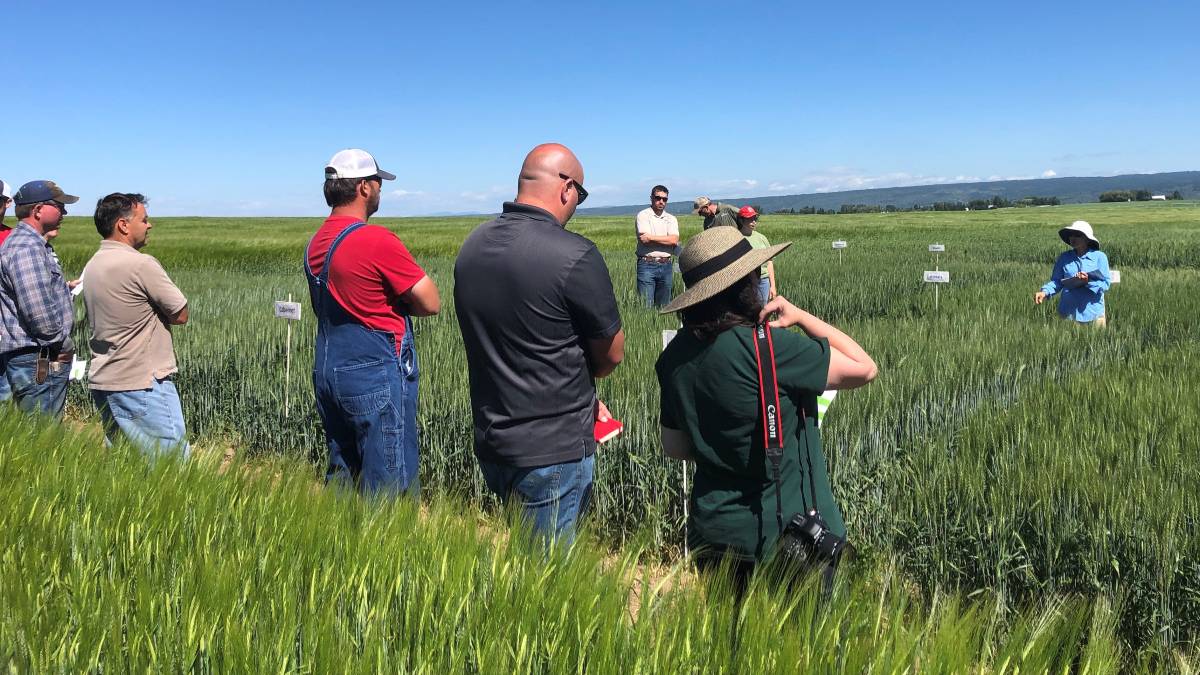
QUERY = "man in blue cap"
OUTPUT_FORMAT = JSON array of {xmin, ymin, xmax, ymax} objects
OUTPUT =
[{"xmin": 0, "ymin": 180, "xmax": 80, "ymax": 416}]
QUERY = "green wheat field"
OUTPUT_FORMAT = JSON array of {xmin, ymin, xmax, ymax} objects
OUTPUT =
[{"xmin": 2, "ymin": 201, "xmax": 1197, "ymax": 671}]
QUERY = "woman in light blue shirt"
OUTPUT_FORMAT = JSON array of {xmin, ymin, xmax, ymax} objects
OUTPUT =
[{"xmin": 1034, "ymin": 220, "xmax": 1110, "ymax": 327}]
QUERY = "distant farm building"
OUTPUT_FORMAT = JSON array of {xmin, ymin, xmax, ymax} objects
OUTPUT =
[{"xmin": 1151, "ymin": 195, "xmax": 1167, "ymax": 200}]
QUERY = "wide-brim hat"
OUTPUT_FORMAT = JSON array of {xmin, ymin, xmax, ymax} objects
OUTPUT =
[
  {"xmin": 660, "ymin": 227, "xmax": 790, "ymax": 314},
  {"xmin": 1058, "ymin": 220, "xmax": 1100, "ymax": 249}
]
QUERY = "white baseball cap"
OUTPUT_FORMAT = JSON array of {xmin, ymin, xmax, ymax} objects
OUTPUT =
[
  {"xmin": 0, "ymin": 179, "xmax": 12, "ymax": 200},
  {"xmin": 324, "ymin": 149, "xmax": 396, "ymax": 181}
]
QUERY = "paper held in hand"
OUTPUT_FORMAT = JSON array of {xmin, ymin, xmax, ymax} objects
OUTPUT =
[
  {"xmin": 594, "ymin": 417, "xmax": 623, "ymax": 444},
  {"xmin": 1111, "ymin": 270, "xmax": 1121, "ymax": 284},
  {"xmin": 274, "ymin": 301, "xmax": 302, "ymax": 320},
  {"xmin": 69, "ymin": 355, "xmax": 88, "ymax": 381},
  {"xmin": 923, "ymin": 270, "xmax": 950, "ymax": 283}
]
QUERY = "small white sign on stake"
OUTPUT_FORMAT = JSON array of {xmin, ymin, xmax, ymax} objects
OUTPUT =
[
  {"xmin": 662, "ymin": 329, "xmax": 678, "ymax": 351},
  {"xmin": 275, "ymin": 297, "xmax": 301, "ymax": 417},
  {"xmin": 274, "ymin": 301, "xmax": 302, "ymax": 320},
  {"xmin": 928, "ymin": 244, "xmax": 946, "ymax": 253},
  {"xmin": 1110, "ymin": 270, "xmax": 1121, "ymax": 284},
  {"xmin": 923, "ymin": 270, "xmax": 951, "ymax": 283},
  {"xmin": 832, "ymin": 240, "xmax": 848, "ymax": 250}
]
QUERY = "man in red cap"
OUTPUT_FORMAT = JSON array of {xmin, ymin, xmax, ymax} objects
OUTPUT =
[{"xmin": 736, "ymin": 206, "xmax": 776, "ymax": 304}]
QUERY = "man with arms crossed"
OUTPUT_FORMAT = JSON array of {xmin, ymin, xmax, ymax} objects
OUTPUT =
[
  {"xmin": 0, "ymin": 180, "xmax": 79, "ymax": 416},
  {"xmin": 305, "ymin": 149, "xmax": 440, "ymax": 496},
  {"xmin": 635, "ymin": 185, "xmax": 679, "ymax": 308},
  {"xmin": 83, "ymin": 194, "xmax": 191, "ymax": 456},
  {"xmin": 455, "ymin": 143, "xmax": 624, "ymax": 544}
]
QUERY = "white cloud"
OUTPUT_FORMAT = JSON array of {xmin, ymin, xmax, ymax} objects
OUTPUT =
[
  {"xmin": 391, "ymin": 189, "xmax": 427, "ymax": 197},
  {"xmin": 1042, "ymin": 169, "xmax": 1057, "ymax": 178}
]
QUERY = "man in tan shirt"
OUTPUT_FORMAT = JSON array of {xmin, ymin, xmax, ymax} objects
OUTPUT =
[
  {"xmin": 635, "ymin": 185, "xmax": 679, "ymax": 308},
  {"xmin": 81, "ymin": 193, "xmax": 190, "ymax": 457}
]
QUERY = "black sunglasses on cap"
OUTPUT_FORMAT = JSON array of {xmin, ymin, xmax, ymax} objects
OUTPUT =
[
  {"xmin": 652, "ymin": 194, "xmax": 668, "ymax": 202},
  {"xmin": 559, "ymin": 173, "xmax": 588, "ymax": 204}
]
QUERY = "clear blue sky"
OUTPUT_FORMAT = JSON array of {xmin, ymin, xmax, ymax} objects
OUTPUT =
[{"xmin": 4, "ymin": 0, "xmax": 1197, "ymax": 216}]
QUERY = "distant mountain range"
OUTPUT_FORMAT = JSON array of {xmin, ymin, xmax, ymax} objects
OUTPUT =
[{"xmin": 579, "ymin": 171, "xmax": 1200, "ymax": 216}]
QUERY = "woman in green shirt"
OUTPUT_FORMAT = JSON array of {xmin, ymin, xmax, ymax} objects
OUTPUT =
[{"xmin": 656, "ymin": 227, "xmax": 878, "ymax": 592}]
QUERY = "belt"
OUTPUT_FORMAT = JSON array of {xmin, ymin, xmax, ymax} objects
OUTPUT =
[
  {"xmin": 6, "ymin": 345, "xmax": 74, "ymax": 363},
  {"xmin": 639, "ymin": 255, "xmax": 673, "ymax": 263}
]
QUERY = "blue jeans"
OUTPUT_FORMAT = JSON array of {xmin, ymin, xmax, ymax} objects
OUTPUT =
[
  {"xmin": 2, "ymin": 351, "xmax": 68, "ymax": 418},
  {"xmin": 758, "ymin": 276, "xmax": 771, "ymax": 305},
  {"xmin": 479, "ymin": 454, "xmax": 595, "ymax": 545},
  {"xmin": 92, "ymin": 379, "xmax": 190, "ymax": 459},
  {"xmin": 0, "ymin": 356, "xmax": 10, "ymax": 402},
  {"xmin": 636, "ymin": 258, "xmax": 674, "ymax": 308}
]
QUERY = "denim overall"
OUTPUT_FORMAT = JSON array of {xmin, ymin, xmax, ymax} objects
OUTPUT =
[{"xmin": 304, "ymin": 222, "xmax": 420, "ymax": 495}]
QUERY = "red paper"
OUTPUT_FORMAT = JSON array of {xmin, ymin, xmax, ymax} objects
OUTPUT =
[{"xmin": 594, "ymin": 417, "xmax": 623, "ymax": 444}]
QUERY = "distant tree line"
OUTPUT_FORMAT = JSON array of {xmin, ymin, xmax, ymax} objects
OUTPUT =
[
  {"xmin": 1098, "ymin": 189, "xmax": 1183, "ymax": 202},
  {"xmin": 771, "ymin": 195, "xmax": 1060, "ymax": 215}
]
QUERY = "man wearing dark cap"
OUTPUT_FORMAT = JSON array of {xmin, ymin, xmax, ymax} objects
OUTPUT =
[
  {"xmin": 305, "ymin": 149, "xmax": 441, "ymax": 496},
  {"xmin": 693, "ymin": 196, "xmax": 739, "ymax": 230},
  {"xmin": 0, "ymin": 180, "xmax": 80, "ymax": 416}
]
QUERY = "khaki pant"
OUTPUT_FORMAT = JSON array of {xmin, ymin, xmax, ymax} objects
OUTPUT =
[{"xmin": 1063, "ymin": 314, "xmax": 1106, "ymax": 328}]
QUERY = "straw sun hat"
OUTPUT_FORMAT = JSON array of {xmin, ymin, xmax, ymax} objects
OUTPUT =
[{"xmin": 660, "ymin": 227, "xmax": 790, "ymax": 314}]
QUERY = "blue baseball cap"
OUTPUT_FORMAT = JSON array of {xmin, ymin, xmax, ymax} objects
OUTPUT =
[{"xmin": 14, "ymin": 180, "xmax": 79, "ymax": 206}]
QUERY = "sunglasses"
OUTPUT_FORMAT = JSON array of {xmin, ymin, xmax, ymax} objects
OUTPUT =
[
  {"xmin": 41, "ymin": 200, "xmax": 65, "ymax": 211},
  {"xmin": 559, "ymin": 173, "xmax": 588, "ymax": 204},
  {"xmin": 652, "ymin": 195, "xmax": 668, "ymax": 202}
]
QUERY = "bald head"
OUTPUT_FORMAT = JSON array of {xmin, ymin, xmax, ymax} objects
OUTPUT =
[{"xmin": 515, "ymin": 143, "xmax": 585, "ymax": 225}]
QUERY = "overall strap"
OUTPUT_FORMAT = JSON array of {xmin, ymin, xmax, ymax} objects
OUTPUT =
[{"xmin": 305, "ymin": 221, "xmax": 367, "ymax": 283}]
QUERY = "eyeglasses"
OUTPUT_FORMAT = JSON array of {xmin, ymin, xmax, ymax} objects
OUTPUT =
[
  {"xmin": 559, "ymin": 173, "xmax": 588, "ymax": 204},
  {"xmin": 41, "ymin": 200, "xmax": 65, "ymax": 211},
  {"xmin": 652, "ymin": 195, "xmax": 668, "ymax": 202}
]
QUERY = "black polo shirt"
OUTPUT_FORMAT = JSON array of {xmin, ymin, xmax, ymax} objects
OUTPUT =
[{"xmin": 454, "ymin": 202, "xmax": 622, "ymax": 467}]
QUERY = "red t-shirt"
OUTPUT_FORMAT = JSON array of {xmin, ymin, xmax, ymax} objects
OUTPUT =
[
  {"xmin": 0, "ymin": 225, "xmax": 12, "ymax": 245},
  {"xmin": 306, "ymin": 216, "xmax": 426, "ymax": 349}
]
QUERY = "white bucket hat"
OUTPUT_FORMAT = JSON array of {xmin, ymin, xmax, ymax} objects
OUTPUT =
[
  {"xmin": 0, "ymin": 179, "xmax": 13, "ymax": 201},
  {"xmin": 1058, "ymin": 220, "xmax": 1100, "ymax": 250}
]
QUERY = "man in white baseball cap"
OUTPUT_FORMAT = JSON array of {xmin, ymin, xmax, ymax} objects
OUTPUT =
[
  {"xmin": 304, "ymin": 149, "xmax": 440, "ymax": 497},
  {"xmin": 324, "ymin": 148, "xmax": 398, "ymax": 182},
  {"xmin": 1033, "ymin": 220, "xmax": 1111, "ymax": 327},
  {"xmin": 0, "ymin": 179, "xmax": 12, "ymax": 228}
]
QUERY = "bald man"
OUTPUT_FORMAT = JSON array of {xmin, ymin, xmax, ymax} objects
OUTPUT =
[{"xmin": 454, "ymin": 143, "xmax": 624, "ymax": 544}]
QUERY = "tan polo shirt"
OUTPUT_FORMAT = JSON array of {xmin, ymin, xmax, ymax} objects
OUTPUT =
[
  {"xmin": 634, "ymin": 207, "xmax": 680, "ymax": 257},
  {"xmin": 81, "ymin": 241, "xmax": 187, "ymax": 391}
]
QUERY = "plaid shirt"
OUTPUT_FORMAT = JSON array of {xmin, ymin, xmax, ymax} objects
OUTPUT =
[{"xmin": 0, "ymin": 222, "xmax": 75, "ymax": 353}]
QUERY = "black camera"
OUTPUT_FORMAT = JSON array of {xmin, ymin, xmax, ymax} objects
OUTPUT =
[{"xmin": 776, "ymin": 509, "xmax": 852, "ymax": 570}]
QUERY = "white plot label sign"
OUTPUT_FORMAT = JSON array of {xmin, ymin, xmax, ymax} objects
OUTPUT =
[
  {"xmin": 662, "ymin": 329, "xmax": 678, "ymax": 351},
  {"xmin": 274, "ymin": 301, "xmax": 302, "ymax": 320},
  {"xmin": 928, "ymin": 244, "xmax": 946, "ymax": 252},
  {"xmin": 832, "ymin": 240, "xmax": 848, "ymax": 250},
  {"xmin": 923, "ymin": 270, "xmax": 951, "ymax": 283},
  {"xmin": 1110, "ymin": 270, "xmax": 1121, "ymax": 284}
]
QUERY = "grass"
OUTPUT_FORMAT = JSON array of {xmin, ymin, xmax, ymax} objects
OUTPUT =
[
  {"xmin": 38, "ymin": 199, "xmax": 1200, "ymax": 657},
  {"xmin": 0, "ymin": 408, "xmax": 1158, "ymax": 672}
]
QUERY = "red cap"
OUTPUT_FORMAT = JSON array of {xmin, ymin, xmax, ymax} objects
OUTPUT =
[{"xmin": 738, "ymin": 206, "xmax": 758, "ymax": 219}]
